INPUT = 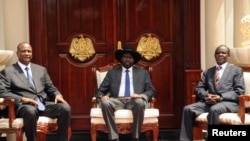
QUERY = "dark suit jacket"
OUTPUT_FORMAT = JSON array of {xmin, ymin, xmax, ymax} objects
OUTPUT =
[
  {"xmin": 95, "ymin": 66, "xmax": 156, "ymax": 102},
  {"xmin": 0, "ymin": 62, "xmax": 62, "ymax": 105},
  {"xmin": 195, "ymin": 63, "xmax": 245, "ymax": 103}
]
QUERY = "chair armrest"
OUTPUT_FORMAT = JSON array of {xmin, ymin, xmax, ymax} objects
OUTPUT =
[
  {"xmin": 192, "ymin": 95, "xmax": 196, "ymax": 103},
  {"xmin": 0, "ymin": 98, "xmax": 16, "ymax": 128},
  {"xmin": 92, "ymin": 97, "xmax": 97, "ymax": 108},
  {"xmin": 238, "ymin": 95, "xmax": 250, "ymax": 123},
  {"xmin": 150, "ymin": 97, "xmax": 156, "ymax": 108}
]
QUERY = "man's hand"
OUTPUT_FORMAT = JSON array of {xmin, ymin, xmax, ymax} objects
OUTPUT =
[
  {"xmin": 21, "ymin": 97, "xmax": 38, "ymax": 106},
  {"xmin": 205, "ymin": 94, "xmax": 221, "ymax": 105},
  {"xmin": 101, "ymin": 95, "xmax": 110, "ymax": 102},
  {"xmin": 55, "ymin": 95, "xmax": 68, "ymax": 104},
  {"xmin": 131, "ymin": 93, "xmax": 142, "ymax": 99}
]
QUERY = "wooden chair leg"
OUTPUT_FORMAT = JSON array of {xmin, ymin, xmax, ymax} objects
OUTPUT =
[
  {"xmin": 16, "ymin": 130, "xmax": 24, "ymax": 141},
  {"xmin": 68, "ymin": 127, "xmax": 72, "ymax": 141},
  {"xmin": 145, "ymin": 130, "xmax": 151, "ymax": 141},
  {"xmin": 91, "ymin": 125, "xmax": 97, "ymax": 141},
  {"xmin": 153, "ymin": 125, "xmax": 159, "ymax": 141},
  {"xmin": 193, "ymin": 126, "xmax": 203, "ymax": 140},
  {"xmin": 36, "ymin": 131, "xmax": 46, "ymax": 141}
]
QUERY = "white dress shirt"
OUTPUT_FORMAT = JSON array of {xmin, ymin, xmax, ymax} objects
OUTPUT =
[{"xmin": 118, "ymin": 67, "xmax": 134, "ymax": 97}]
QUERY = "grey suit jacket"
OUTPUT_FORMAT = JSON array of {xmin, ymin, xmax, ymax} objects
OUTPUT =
[
  {"xmin": 0, "ymin": 62, "xmax": 62, "ymax": 105},
  {"xmin": 195, "ymin": 63, "xmax": 245, "ymax": 102},
  {"xmin": 95, "ymin": 66, "xmax": 156, "ymax": 102}
]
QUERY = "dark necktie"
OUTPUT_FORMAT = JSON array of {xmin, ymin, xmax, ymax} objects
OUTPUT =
[
  {"xmin": 215, "ymin": 65, "xmax": 222, "ymax": 89},
  {"xmin": 124, "ymin": 70, "xmax": 130, "ymax": 97}
]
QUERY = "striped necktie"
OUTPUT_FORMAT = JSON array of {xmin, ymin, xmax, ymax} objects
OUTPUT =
[
  {"xmin": 25, "ymin": 67, "xmax": 35, "ymax": 87},
  {"xmin": 215, "ymin": 65, "xmax": 222, "ymax": 89}
]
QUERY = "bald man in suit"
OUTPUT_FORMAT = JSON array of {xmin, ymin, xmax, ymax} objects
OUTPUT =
[
  {"xmin": 179, "ymin": 45, "xmax": 245, "ymax": 141},
  {"xmin": 0, "ymin": 42, "xmax": 71, "ymax": 141}
]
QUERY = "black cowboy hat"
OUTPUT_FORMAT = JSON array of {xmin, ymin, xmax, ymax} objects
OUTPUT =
[{"xmin": 115, "ymin": 45, "xmax": 141, "ymax": 64}]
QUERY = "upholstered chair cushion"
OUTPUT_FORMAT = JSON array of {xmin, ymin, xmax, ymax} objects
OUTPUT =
[
  {"xmin": 96, "ymin": 70, "xmax": 108, "ymax": 88},
  {"xmin": 90, "ymin": 108, "xmax": 159, "ymax": 124},
  {"xmin": 0, "ymin": 118, "xmax": 23, "ymax": 128},
  {"xmin": 37, "ymin": 116, "xmax": 57, "ymax": 124},
  {"xmin": 195, "ymin": 112, "xmax": 250, "ymax": 125},
  {"xmin": 0, "ymin": 116, "xmax": 56, "ymax": 129}
]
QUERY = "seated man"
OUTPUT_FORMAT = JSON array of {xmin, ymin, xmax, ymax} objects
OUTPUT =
[
  {"xmin": 95, "ymin": 45, "xmax": 156, "ymax": 141},
  {"xmin": 0, "ymin": 42, "xmax": 71, "ymax": 141},
  {"xmin": 179, "ymin": 45, "xmax": 245, "ymax": 141}
]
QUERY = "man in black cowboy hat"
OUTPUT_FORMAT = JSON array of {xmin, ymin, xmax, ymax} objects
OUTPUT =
[{"xmin": 95, "ymin": 45, "xmax": 156, "ymax": 141}]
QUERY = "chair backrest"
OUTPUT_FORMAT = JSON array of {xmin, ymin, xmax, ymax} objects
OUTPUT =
[
  {"xmin": 244, "ymin": 72, "xmax": 250, "ymax": 94},
  {"xmin": 96, "ymin": 63, "xmax": 121, "ymax": 88},
  {"xmin": 243, "ymin": 72, "xmax": 250, "ymax": 108},
  {"xmin": 96, "ymin": 71, "xmax": 108, "ymax": 88}
]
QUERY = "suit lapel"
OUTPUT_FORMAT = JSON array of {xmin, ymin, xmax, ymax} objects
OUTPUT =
[
  {"xmin": 212, "ymin": 66, "xmax": 217, "ymax": 89},
  {"xmin": 14, "ymin": 63, "xmax": 36, "ymax": 91},
  {"xmin": 13, "ymin": 63, "xmax": 28, "ymax": 84},
  {"xmin": 115, "ymin": 67, "xmax": 122, "ymax": 95},
  {"xmin": 218, "ymin": 64, "xmax": 230, "ymax": 88},
  {"xmin": 132, "ymin": 67, "xmax": 138, "ymax": 89},
  {"xmin": 30, "ymin": 64, "xmax": 38, "ymax": 88}
]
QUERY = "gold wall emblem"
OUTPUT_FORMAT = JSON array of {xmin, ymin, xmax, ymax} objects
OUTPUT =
[
  {"xmin": 69, "ymin": 35, "xmax": 95, "ymax": 62},
  {"xmin": 137, "ymin": 34, "xmax": 162, "ymax": 61}
]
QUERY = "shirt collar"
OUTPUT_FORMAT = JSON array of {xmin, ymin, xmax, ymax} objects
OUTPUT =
[
  {"xmin": 122, "ymin": 66, "xmax": 133, "ymax": 72},
  {"xmin": 18, "ymin": 61, "xmax": 31, "ymax": 70},
  {"xmin": 216, "ymin": 62, "xmax": 227, "ymax": 70}
]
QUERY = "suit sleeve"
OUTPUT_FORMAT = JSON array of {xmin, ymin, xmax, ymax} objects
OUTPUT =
[
  {"xmin": 42, "ymin": 68, "xmax": 62, "ymax": 100},
  {"xmin": 0, "ymin": 70, "xmax": 23, "ymax": 104}
]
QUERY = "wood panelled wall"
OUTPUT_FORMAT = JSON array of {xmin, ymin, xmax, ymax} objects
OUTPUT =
[{"xmin": 28, "ymin": 0, "xmax": 201, "ymax": 131}]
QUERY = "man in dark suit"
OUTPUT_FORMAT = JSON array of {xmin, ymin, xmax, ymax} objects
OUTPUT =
[
  {"xmin": 179, "ymin": 45, "xmax": 245, "ymax": 141},
  {"xmin": 95, "ymin": 45, "xmax": 156, "ymax": 141},
  {"xmin": 0, "ymin": 42, "xmax": 71, "ymax": 141}
]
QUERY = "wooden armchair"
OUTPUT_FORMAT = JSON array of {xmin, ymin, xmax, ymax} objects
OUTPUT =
[
  {"xmin": 90, "ymin": 63, "xmax": 159, "ymax": 141},
  {"xmin": 0, "ymin": 98, "xmax": 24, "ymax": 141},
  {"xmin": 192, "ymin": 70, "xmax": 250, "ymax": 140},
  {"xmin": 1, "ymin": 100, "xmax": 72, "ymax": 141}
]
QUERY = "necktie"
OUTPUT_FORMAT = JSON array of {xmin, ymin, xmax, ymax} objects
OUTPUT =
[
  {"xmin": 25, "ymin": 67, "xmax": 45, "ymax": 111},
  {"xmin": 124, "ymin": 70, "xmax": 130, "ymax": 97},
  {"xmin": 25, "ymin": 67, "xmax": 35, "ymax": 87},
  {"xmin": 215, "ymin": 65, "xmax": 222, "ymax": 89},
  {"xmin": 36, "ymin": 96, "xmax": 45, "ymax": 111}
]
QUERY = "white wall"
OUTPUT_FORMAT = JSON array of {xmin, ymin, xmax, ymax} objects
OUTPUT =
[{"xmin": 0, "ymin": 0, "xmax": 29, "ymax": 65}]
